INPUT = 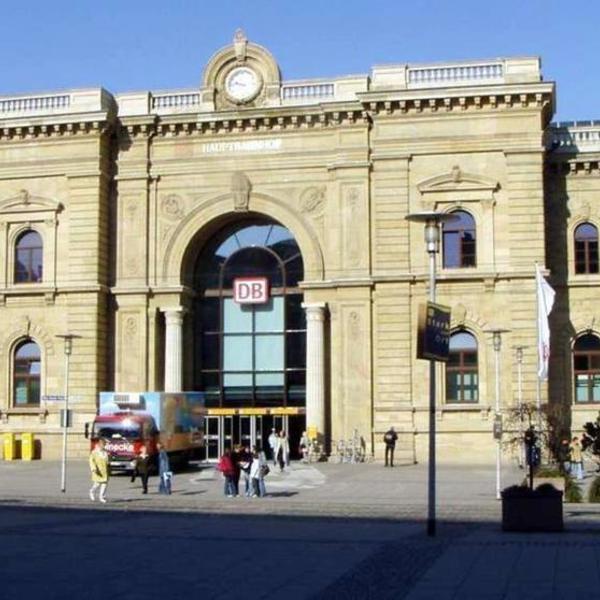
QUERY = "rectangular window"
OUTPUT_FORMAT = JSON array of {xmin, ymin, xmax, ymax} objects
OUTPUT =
[
  {"xmin": 254, "ymin": 297, "xmax": 283, "ymax": 332},
  {"xmin": 443, "ymin": 232, "xmax": 460, "ymax": 268},
  {"xmin": 223, "ymin": 299, "xmax": 252, "ymax": 332},
  {"xmin": 223, "ymin": 334, "xmax": 253, "ymax": 371},
  {"xmin": 14, "ymin": 380, "xmax": 29, "ymax": 405},
  {"xmin": 575, "ymin": 374, "xmax": 590, "ymax": 402},
  {"xmin": 255, "ymin": 334, "xmax": 284, "ymax": 372},
  {"xmin": 593, "ymin": 375, "xmax": 600, "ymax": 402}
]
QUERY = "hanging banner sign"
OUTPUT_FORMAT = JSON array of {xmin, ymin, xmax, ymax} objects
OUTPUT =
[
  {"xmin": 416, "ymin": 301, "xmax": 451, "ymax": 361},
  {"xmin": 233, "ymin": 277, "xmax": 269, "ymax": 304}
]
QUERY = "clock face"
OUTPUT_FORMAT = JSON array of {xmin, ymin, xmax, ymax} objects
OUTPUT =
[{"xmin": 225, "ymin": 67, "xmax": 260, "ymax": 102}]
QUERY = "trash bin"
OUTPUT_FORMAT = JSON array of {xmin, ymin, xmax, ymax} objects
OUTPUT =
[
  {"xmin": 3, "ymin": 433, "xmax": 16, "ymax": 461},
  {"xmin": 21, "ymin": 433, "xmax": 34, "ymax": 460}
]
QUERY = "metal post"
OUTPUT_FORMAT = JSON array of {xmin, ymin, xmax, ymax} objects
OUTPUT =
[
  {"xmin": 486, "ymin": 328, "xmax": 510, "ymax": 499},
  {"xmin": 61, "ymin": 348, "xmax": 70, "ymax": 493},
  {"xmin": 56, "ymin": 333, "xmax": 80, "ymax": 494},
  {"xmin": 406, "ymin": 211, "xmax": 457, "ymax": 538},
  {"xmin": 427, "ymin": 245, "xmax": 436, "ymax": 536},
  {"xmin": 494, "ymin": 334, "xmax": 501, "ymax": 500},
  {"xmin": 516, "ymin": 346, "xmax": 525, "ymax": 468}
]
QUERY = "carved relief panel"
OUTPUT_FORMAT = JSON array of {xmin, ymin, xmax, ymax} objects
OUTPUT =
[
  {"xmin": 299, "ymin": 185, "xmax": 327, "ymax": 251},
  {"xmin": 115, "ymin": 309, "xmax": 146, "ymax": 391},
  {"xmin": 158, "ymin": 193, "xmax": 187, "ymax": 251},
  {"xmin": 117, "ymin": 193, "xmax": 148, "ymax": 286},
  {"xmin": 341, "ymin": 183, "xmax": 368, "ymax": 273},
  {"xmin": 338, "ymin": 303, "xmax": 371, "ymax": 439}
]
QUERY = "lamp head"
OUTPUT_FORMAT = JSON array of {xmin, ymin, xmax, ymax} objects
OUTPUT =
[
  {"xmin": 484, "ymin": 328, "xmax": 512, "ymax": 352},
  {"xmin": 405, "ymin": 211, "xmax": 459, "ymax": 254}
]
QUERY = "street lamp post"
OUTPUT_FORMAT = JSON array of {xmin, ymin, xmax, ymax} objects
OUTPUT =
[
  {"xmin": 56, "ymin": 333, "xmax": 81, "ymax": 493},
  {"xmin": 515, "ymin": 346, "xmax": 527, "ymax": 468},
  {"xmin": 406, "ymin": 211, "xmax": 457, "ymax": 537},
  {"xmin": 486, "ymin": 328, "xmax": 511, "ymax": 500}
]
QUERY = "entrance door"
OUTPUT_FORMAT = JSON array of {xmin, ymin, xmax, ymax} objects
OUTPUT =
[
  {"xmin": 204, "ymin": 416, "xmax": 221, "ymax": 461},
  {"xmin": 272, "ymin": 415, "xmax": 288, "ymax": 436},
  {"xmin": 223, "ymin": 416, "xmax": 233, "ymax": 452},
  {"xmin": 254, "ymin": 416, "xmax": 263, "ymax": 451},
  {"xmin": 239, "ymin": 416, "xmax": 252, "ymax": 449}
]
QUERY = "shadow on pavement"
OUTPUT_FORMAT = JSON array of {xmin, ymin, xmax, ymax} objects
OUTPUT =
[{"xmin": 2, "ymin": 503, "xmax": 600, "ymax": 599}]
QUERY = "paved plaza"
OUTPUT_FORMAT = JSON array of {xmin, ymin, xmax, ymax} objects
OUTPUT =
[{"xmin": 1, "ymin": 460, "xmax": 600, "ymax": 598}]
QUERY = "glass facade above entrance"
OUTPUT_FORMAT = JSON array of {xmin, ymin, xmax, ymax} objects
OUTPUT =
[{"xmin": 194, "ymin": 220, "xmax": 306, "ymax": 409}]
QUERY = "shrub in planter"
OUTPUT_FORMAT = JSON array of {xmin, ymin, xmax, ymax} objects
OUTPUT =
[
  {"xmin": 588, "ymin": 476, "xmax": 600, "ymax": 503},
  {"xmin": 523, "ymin": 466, "xmax": 582, "ymax": 503},
  {"xmin": 501, "ymin": 484, "xmax": 563, "ymax": 532},
  {"xmin": 565, "ymin": 476, "xmax": 583, "ymax": 503}
]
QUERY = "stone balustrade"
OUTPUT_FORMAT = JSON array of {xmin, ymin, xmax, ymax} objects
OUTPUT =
[
  {"xmin": 281, "ymin": 83, "xmax": 335, "ymax": 102},
  {"xmin": 547, "ymin": 121, "xmax": 600, "ymax": 153},
  {"xmin": 0, "ymin": 94, "xmax": 71, "ymax": 114},
  {"xmin": 407, "ymin": 62, "xmax": 504, "ymax": 87},
  {"xmin": 152, "ymin": 91, "xmax": 201, "ymax": 111},
  {"xmin": 0, "ymin": 88, "xmax": 113, "ymax": 121}
]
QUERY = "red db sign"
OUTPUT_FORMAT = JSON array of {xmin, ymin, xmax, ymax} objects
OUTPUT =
[{"xmin": 233, "ymin": 277, "xmax": 269, "ymax": 304}]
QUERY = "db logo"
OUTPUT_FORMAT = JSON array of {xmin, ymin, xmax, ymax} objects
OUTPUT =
[{"xmin": 233, "ymin": 277, "xmax": 269, "ymax": 304}]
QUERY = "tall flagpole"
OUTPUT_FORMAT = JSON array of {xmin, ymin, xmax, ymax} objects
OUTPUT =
[{"xmin": 535, "ymin": 263, "xmax": 542, "ymax": 432}]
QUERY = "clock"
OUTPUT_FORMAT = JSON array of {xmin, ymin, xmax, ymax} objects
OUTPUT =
[{"xmin": 225, "ymin": 66, "xmax": 261, "ymax": 103}]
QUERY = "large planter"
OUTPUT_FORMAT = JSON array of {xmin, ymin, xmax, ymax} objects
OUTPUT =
[{"xmin": 501, "ymin": 486, "xmax": 564, "ymax": 532}]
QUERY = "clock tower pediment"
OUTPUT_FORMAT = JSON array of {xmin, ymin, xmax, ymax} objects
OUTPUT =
[{"xmin": 201, "ymin": 29, "xmax": 281, "ymax": 110}]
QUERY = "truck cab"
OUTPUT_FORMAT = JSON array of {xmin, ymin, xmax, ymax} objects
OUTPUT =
[{"xmin": 91, "ymin": 413, "xmax": 159, "ymax": 472}]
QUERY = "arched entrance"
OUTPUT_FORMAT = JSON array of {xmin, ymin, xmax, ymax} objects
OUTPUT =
[{"xmin": 190, "ymin": 217, "xmax": 306, "ymax": 460}]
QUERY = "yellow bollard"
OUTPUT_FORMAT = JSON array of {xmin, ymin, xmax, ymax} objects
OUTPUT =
[
  {"xmin": 3, "ymin": 433, "xmax": 16, "ymax": 461},
  {"xmin": 21, "ymin": 433, "xmax": 34, "ymax": 460}
]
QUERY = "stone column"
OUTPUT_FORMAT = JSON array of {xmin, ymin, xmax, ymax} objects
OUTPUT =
[
  {"xmin": 302, "ymin": 303, "xmax": 327, "ymax": 439},
  {"xmin": 162, "ymin": 307, "xmax": 185, "ymax": 392}
]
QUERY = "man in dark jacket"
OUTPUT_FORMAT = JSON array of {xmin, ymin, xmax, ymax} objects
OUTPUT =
[{"xmin": 383, "ymin": 427, "xmax": 398, "ymax": 467}]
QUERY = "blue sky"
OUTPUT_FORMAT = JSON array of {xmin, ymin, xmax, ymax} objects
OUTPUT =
[{"xmin": 1, "ymin": 0, "xmax": 597, "ymax": 122}]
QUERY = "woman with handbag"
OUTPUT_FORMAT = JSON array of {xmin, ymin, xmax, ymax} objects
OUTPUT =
[
  {"xmin": 252, "ymin": 445, "xmax": 269, "ymax": 497},
  {"xmin": 217, "ymin": 449, "xmax": 236, "ymax": 497},
  {"xmin": 89, "ymin": 439, "xmax": 110, "ymax": 503}
]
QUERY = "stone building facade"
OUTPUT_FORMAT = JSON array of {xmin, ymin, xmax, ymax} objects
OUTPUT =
[{"xmin": 0, "ymin": 32, "xmax": 597, "ymax": 462}]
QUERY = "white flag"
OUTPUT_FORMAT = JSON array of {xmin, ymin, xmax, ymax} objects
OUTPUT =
[{"xmin": 536, "ymin": 264, "xmax": 555, "ymax": 380}]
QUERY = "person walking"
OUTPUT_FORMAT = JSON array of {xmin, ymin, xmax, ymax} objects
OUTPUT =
[
  {"xmin": 253, "ymin": 445, "xmax": 268, "ymax": 497},
  {"xmin": 157, "ymin": 442, "xmax": 172, "ymax": 494},
  {"xmin": 570, "ymin": 436, "xmax": 584, "ymax": 480},
  {"xmin": 249, "ymin": 451, "xmax": 262, "ymax": 497},
  {"xmin": 89, "ymin": 439, "xmax": 110, "ymax": 503},
  {"xmin": 238, "ymin": 445, "xmax": 253, "ymax": 497},
  {"xmin": 268, "ymin": 428, "xmax": 278, "ymax": 465},
  {"xmin": 383, "ymin": 426, "xmax": 398, "ymax": 467},
  {"xmin": 217, "ymin": 449, "xmax": 236, "ymax": 497},
  {"xmin": 133, "ymin": 445, "xmax": 151, "ymax": 494},
  {"xmin": 275, "ymin": 430, "xmax": 290, "ymax": 472},
  {"xmin": 559, "ymin": 438, "xmax": 571, "ymax": 474},
  {"xmin": 299, "ymin": 431, "xmax": 310, "ymax": 463},
  {"xmin": 230, "ymin": 445, "xmax": 240, "ymax": 496}
]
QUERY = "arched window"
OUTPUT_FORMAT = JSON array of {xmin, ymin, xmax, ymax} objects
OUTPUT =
[
  {"xmin": 442, "ymin": 210, "xmax": 476, "ymax": 268},
  {"xmin": 193, "ymin": 220, "xmax": 305, "ymax": 408},
  {"xmin": 446, "ymin": 331, "xmax": 478, "ymax": 403},
  {"xmin": 573, "ymin": 333, "xmax": 600, "ymax": 403},
  {"xmin": 13, "ymin": 339, "xmax": 41, "ymax": 406},
  {"xmin": 574, "ymin": 223, "xmax": 599, "ymax": 274},
  {"xmin": 15, "ymin": 230, "xmax": 43, "ymax": 283}
]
